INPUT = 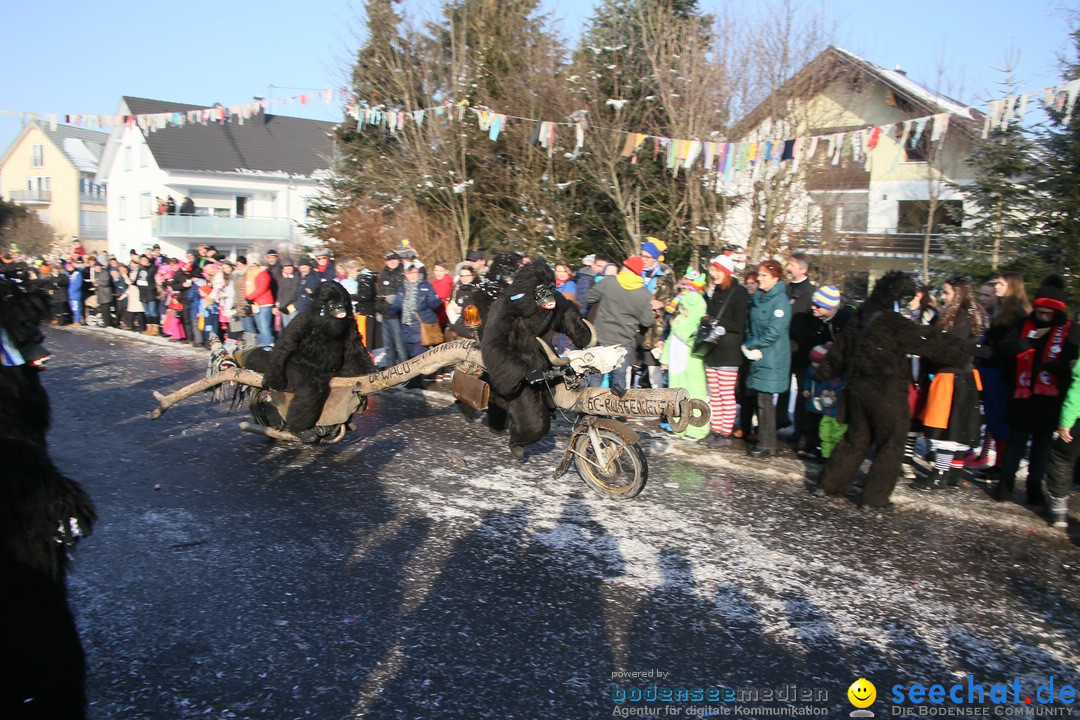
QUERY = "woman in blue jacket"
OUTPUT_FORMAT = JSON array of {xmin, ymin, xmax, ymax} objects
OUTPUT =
[
  {"xmin": 742, "ymin": 259, "xmax": 792, "ymax": 457},
  {"xmin": 389, "ymin": 262, "xmax": 444, "ymax": 358}
]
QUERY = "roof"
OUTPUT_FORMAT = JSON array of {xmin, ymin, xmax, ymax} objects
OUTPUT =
[
  {"xmin": 0, "ymin": 122, "xmax": 108, "ymax": 173},
  {"xmin": 122, "ymin": 96, "xmax": 337, "ymax": 176},
  {"xmin": 731, "ymin": 46, "xmax": 982, "ymax": 140}
]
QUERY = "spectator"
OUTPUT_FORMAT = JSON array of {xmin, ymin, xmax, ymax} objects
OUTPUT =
[
  {"xmin": 295, "ymin": 257, "xmax": 321, "ymax": 315},
  {"xmin": 135, "ymin": 255, "xmax": 159, "ymax": 335},
  {"xmin": 968, "ymin": 272, "xmax": 1031, "ymax": 474},
  {"xmin": 912, "ymin": 276, "xmax": 988, "ymax": 491},
  {"xmin": 637, "ymin": 238, "xmax": 676, "ymax": 389},
  {"xmin": 118, "ymin": 264, "xmax": 145, "ymax": 332},
  {"xmin": 377, "ymin": 251, "xmax": 408, "ymax": 369},
  {"xmin": 799, "ymin": 285, "xmax": 854, "ymax": 457},
  {"xmin": 244, "ymin": 257, "xmax": 275, "ymax": 346},
  {"xmin": 586, "ymin": 256, "xmax": 656, "ymax": 395},
  {"xmin": 109, "ymin": 267, "xmax": 130, "ymax": 331},
  {"xmin": 156, "ymin": 196, "xmax": 167, "ymax": 215},
  {"xmin": 65, "ymin": 261, "xmax": 84, "ymax": 325},
  {"xmin": 783, "ymin": 251, "xmax": 818, "ymax": 451},
  {"xmin": 802, "ymin": 343, "xmax": 847, "ymax": 459},
  {"xmin": 742, "ymin": 260, "xmax": 792, "ymax": 458},
  {"xmin": 448, "ymin": 264, "xmax": 477, "ymax": 324},
  {"xmin": 1044, "ymin": 360, "xmax": 1080, "ymax": 528},
  {"xmin": 179, "ymin": 196, "xmax": 195, "ymax": 215},
  {"xmin": 166, "ymin": 196, "xmax": 177, "ymax": 215},
  {"xmin": 390, "ymin": 262, "xmax": 443, "ymax": 360},
  {"xmin": 429, "ymin": 260, "xmax": 454, "ymax": 327},
  {"xmin": 313, "ymin": 247, "xmax": 337, "ymax": 283},
  {"xmin": 660, "ymin": 275, "xmax": 710, "ymax": 441},
  {"xmin": 995, "ymin": 274, "xmax": 1080, "ymax": 505},
  {"xmin": 736, "ymin": 269, "xmax": 760, "ymax": 442},
  {"xmin": 466, "ymin": 250, "xmax": 488, "ymax": 279},
  {"xmin": 352, "ymin": 263, "xmax": 380, "ymax": 354},
  {"xmin": 575, "ymin": 254, "xmax": 596, "ymax": 315},
  {"xmin": 699, "ymin": 254, "xmax": 749, "ymax": 448},
  {"xmin": 275, "ymin": 258, "xmax": 301, "ymax": 329},
  {"xmin": 93, "ymin": 255, "xmax": 116, "ymax": 328}
]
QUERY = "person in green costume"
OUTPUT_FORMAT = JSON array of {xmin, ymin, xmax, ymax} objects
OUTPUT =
[{"xmin": 660, "ymin": 281, "xmax": 710, "ymax": 440}]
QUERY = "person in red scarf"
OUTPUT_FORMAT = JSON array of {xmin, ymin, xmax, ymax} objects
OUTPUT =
[{"xmin": 996, "ymin": 274, "xmax": 1080, "ymax": 505}]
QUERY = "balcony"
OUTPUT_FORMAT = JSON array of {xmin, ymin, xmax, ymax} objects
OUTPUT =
[
  {"xmin": 80, "ymin": 193, "xmax": 107, "ymax": 206},
  {"xmin": 152, "ymin": 214, "xmax": 292, "ymax": 241},
  {"xmin": 79, "ymin": 226, "xmax": 108, "ymax": 239},
  {"xmin": 802, "ymin": 231, "xmax": 945, "ymax": 258},
  {"xmin": 9, "ymin": 189, "xmax": 52, "ymax": 204}
]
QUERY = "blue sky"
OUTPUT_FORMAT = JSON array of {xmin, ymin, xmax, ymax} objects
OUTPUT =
[{"xmin": 0, "ymin": 0, "xmax": 1074, "ymax": 163}]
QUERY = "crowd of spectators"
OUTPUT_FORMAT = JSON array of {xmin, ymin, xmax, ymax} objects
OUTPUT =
[{"xmin": 5, "ymin": 239, "xmax": 1076, "ymax": 528}]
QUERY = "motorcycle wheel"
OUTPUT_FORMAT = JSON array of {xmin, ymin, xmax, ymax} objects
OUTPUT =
[
  {"xmin": 572, "ymin": 426, "xmax": 648, "ymax": 499},
  {"xmin": 249, "ymin": 390, "xmax": 286, "ymax": 429}
]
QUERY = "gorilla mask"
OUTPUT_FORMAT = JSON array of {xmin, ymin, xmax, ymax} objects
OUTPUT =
[
  {"xmin": 312, "ymin": 281, "xmax": 353, "ymax": 320},
  {"xmin": 506, "ymin": 261, "xmax": 558, "ymax": 317}
]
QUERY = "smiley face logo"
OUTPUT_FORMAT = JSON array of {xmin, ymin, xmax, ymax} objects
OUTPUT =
[{"xmin": 848, "ymin": 678, "xmax": 876, "ymax": 708}]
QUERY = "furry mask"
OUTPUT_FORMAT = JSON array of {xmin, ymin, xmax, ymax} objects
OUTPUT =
[
  {"xmin": 506, "ymin": 262, "xmax": 557, "ymax": 317},
  {"xmin": 313, "ymin": 281, "xmax": 353, "ymax": 320},
  {"xmin": 0, "ymin": 274, "xmax": 50, "ymax": 369},
  {"xmin": 866, "ymin": 270, "xmax": 917, "ymax": 315}
]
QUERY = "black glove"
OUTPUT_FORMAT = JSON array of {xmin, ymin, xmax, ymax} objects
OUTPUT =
[{"xmin": 526, "ymin": 368, "xmax": 548, "ymax": 384}]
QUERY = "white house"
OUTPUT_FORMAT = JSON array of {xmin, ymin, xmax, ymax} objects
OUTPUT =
[
  {"xmin": 96, "ymin": 96, "xmax": 338, "ymax": 260},
  {"xmin": 720, "ymin": 47, "xmax": 982, "ymax": 285}
]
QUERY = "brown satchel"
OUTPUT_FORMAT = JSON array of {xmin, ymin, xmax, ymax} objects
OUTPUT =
[{"xmin": 415, "ymin": 312, "xmax": 445, "ymax": 346}]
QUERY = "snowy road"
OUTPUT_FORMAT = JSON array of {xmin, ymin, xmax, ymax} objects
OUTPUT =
[{"xmin": 43, "ymin": 327, "xmax": 1080, "ymax": 720}]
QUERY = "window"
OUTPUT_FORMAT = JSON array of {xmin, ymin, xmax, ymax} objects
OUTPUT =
[
  {"xmin": 140, "ymin": 144, "xmax": 149, "ymax": 168},
  {"xmin": 124, "ymin": 145, "xmax": 132, "ymax": 171},
  {"xmin": 30, "ymin": 144, "xmax": 43, "ymax": 167},
  {"xmin": 897, "ymin": 200, "xmax": 963, "ymax": 234},
  {"xmin": 140, "ymin": 193, "xmax": 151, "ymax": 218},
  {"xmin": 118, "ymin": 195, "xmax": 126, "ymax": 220},
  {"xmin": 840, "ymin": 200, "xmax": 869, "ymax": 232}
]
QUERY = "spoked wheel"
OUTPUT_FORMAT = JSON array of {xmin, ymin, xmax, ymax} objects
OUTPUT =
[
  {"xmin": 249, "ymin": 390, "xmax": 286, "ymax": 430},
  {"xmin": 572, "ymin": 426, "xmax": 648, "ymax": 499}
]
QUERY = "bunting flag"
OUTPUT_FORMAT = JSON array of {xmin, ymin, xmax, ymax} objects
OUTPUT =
[{"xmin": 5, "ymin": 72, "xmax": 1077, "ymax": 193}]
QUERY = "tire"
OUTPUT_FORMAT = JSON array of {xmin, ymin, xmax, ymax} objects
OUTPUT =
[
  {"xmin": 249, "ymin": 390, "xmax": 286, "ymax": 429},
  {"xmin": 572, "ymin": 426, "xmax": 648, "ymax": 499}
]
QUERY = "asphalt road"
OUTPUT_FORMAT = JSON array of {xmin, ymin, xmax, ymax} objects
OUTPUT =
[{"xmin": 41, "ymin": 326, "xmax": 1080, "ymax": 720}]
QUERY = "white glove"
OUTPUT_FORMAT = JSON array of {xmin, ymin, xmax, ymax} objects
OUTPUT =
[{"xmin": 741, "ymin": 345, "xmax": 763, "ymax": 361}]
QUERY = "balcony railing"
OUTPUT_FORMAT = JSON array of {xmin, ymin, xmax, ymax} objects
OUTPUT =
[
  {"xmin": 80, "ymin": 193, "xmax": 107, "ymax": 205},
  {"xmin": 9, "ymin": 189, "xmax": 52, "ymax": 203},
  {"xmin": 801, "ymin": 231, "xmax": 946, "ymax": 257},
  {"xmin": 152, "ymin": 214, "xmax": 292, "ymax": 241},
  {"xmin": 79, "ymin": 226, "xmax": 108, "ymax": 239}
]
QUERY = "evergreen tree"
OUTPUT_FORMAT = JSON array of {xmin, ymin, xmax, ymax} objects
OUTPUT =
[
  {"xmin": 942, "ymin": 97, "xmax": 1037, "ymax": 279},
  {"xmin": 1030, "ymin": 28, "xmax": 1080, "ymax": 301}
]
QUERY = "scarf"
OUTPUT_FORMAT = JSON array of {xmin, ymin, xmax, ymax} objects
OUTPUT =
[
  {"xmin": 1014, "ymin": 319, "xmax": 1071, "ymax": 398},
  {"xmin": 402, "ymin": 280, "xmax": 419, "ymax": 325},
  {"xmin": 616, "ymin": 269, "xmax": 645, "ymax": 291}
]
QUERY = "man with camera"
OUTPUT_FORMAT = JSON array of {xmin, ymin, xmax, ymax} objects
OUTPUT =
[{"xmin": 698, "ymin": 254, "xmax": 749, "ymax": 448}]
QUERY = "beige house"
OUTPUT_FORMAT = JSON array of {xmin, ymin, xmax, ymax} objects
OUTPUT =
[
  {"xmin": 722, "ymin": 46, "xmax": 982, "ymax": 293},
  {"xmin": 0, "ymin": 121, "xmax": 109, "ymax": 254}
]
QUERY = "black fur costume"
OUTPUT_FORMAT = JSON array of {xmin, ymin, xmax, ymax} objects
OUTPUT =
[
  {"xmin": 815, "ymin": 271, "xmax": 970, "ymax": 508},
  {"xmin": 481, "ymin": 261, "xmax": 592, "ymax": 457},
  {"xmin": 0, "ymin": 270, "xmax": 95, "ymax": 718},
  {"xmin": 256, "ymin": 281, "xmax": 376, "ymax": 439}
]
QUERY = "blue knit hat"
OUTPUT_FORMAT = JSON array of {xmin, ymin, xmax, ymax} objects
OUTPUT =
[
  {"xmin": 812, "ymin": 285, "xmax": 842, "ymax": 311},
  {"xmin": 641, "ymin": 237, "xmax": 666, "ymax": 261}
]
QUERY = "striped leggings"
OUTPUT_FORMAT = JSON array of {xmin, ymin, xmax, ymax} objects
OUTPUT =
[{"xmin": 705, "ymin": 366, "xmax": 739, "ymax": 435}]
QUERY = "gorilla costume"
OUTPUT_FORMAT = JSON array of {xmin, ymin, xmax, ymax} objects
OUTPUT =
[
  {"xmin": 481, "ymin": 261, "xmax": 592, "ymax": 458},
  {"xmin": 0, "ymin": 270, "xmax": 95, "ymax": 718},
  {"xmin": 815, "ymin": 271, "xmax": 971, "ymax": 508},
  {"xmin": 257, "ymin": 281, "xmax": 376, "ymax": 442}
]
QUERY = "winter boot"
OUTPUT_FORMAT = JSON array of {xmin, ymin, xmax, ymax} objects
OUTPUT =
[
  {"xmin": 144, "ymin": 324, "xmax": 160, "ymax": 336},
  {"xmin": 1048, "ymin": 495, "xmax": 1068, "ymax": 528},
  {"xmin": 913, "ymin": 469, "xmax": 947, "ymax": 492},
  {"xmin": 995, "ymin": 475, "xmax": 1015, "ymax": 502},
  {"xmin": 945, "ymin": 466, "xmax": 964, "ymax": 489}
]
